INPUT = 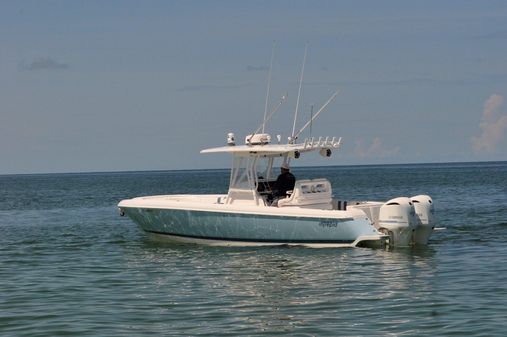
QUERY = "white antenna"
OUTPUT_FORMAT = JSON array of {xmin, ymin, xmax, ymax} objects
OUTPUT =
[
  {"xmin": 293, "ymin": 89, "xmax": 341, "ymax": 140},
  {"xmin": 262, "ymin": 41, "xmax": 276, "ymax": 133},
  {"xmin": 291, "ymin": 43, "xmax": 308, "ymax": 141}
]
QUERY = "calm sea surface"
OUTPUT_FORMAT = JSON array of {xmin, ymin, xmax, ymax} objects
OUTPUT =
[{"xmin": 1, "ymin": 162, "xmax": 507, "ymax": 336}]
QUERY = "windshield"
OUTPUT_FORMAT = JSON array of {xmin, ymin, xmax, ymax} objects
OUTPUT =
[
  {"xmin": 229, "ymin": 156, "xmax": 255, "ymax": 190},
  {"xmin": 256, "ymin": 157, "xmax": 274, "ymax": 181}
]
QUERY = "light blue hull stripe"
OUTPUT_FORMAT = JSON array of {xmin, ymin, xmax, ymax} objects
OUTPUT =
[{"xmin": 123, "ymin": 207, "xmax": 378, "ymax": 244}]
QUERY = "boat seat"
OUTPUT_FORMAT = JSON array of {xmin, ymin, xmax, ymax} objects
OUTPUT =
[{"xmin": 277, "ymin": 179, "xmax": 332, "ymax": 209}]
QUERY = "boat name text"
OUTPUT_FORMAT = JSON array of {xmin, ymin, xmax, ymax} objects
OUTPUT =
[{"xmin": 319, "ymin": 219, "xmax": 341, "ymax": 228}]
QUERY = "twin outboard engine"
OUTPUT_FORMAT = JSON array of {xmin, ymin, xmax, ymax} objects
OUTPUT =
[
  {"xmin": 378, "ymin": 197, "xmax": 417, "ymax": 246},
  {"xmin": 378, "ymin": 195, "xmax": 434, "ymax": 247},
  {"xmin": 411, "ymin": 195, "xmax": 435, "ymax": 245}
]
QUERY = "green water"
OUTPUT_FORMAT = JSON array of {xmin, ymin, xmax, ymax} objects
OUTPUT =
[{"xmin": 1, "ymin": 162, "xmax": 506, "ymax": 336}]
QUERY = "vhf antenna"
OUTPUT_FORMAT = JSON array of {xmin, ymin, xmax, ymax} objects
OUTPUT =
[
  {"xmin": 262, "ymin": 41, "xmax": 276, "ymax": 133},
  {"xmin": 290, "ymin": 43, "xmax": 308, "ymax": 143}
]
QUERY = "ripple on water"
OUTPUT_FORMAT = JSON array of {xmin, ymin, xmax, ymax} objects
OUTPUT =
[{"xmin": 1, "ymin": 165, "xmax": 507, "ymax": 336}]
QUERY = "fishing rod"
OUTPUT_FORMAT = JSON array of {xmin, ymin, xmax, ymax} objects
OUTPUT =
[
  {"xmin": 292, "ymin": 89, "xmax": 341, "ymax": 141},
  {"xmin": 248, "ymin": 93, "xmax": 288, "ymax": 143}
]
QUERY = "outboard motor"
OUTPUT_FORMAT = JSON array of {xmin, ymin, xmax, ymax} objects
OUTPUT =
[
  {"xmin": 378, "ymin": 197, "xmax": 416, "ymax": 247},
  {"xmin": 411, "ymin": 195, "xmax": 434, "ymax": 245}
]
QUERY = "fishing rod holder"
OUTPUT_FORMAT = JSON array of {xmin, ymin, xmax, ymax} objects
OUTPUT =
[{"xmin": 302, "ymin": 136, "xmax": 341, "ymax": 149}]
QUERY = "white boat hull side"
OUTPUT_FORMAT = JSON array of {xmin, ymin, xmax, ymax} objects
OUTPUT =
[{"xmin": 120, "ymin": 207, "xmax": 383, "ymax": 247}]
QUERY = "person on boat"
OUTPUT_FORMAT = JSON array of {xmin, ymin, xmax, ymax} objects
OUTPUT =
[{"xmin": 271, "ymin": 163, "xmax": 296, "ymax": 202}]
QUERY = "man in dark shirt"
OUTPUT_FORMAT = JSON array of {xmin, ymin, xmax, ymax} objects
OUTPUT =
[{"xmin": 272, "ymin": 163, "xmax": 296, "ymax": 199}]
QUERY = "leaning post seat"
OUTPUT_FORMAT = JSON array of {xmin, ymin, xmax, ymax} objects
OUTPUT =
[{"xmin": 277, "ymin": 179, "xmax": 333, "ymax": 209}]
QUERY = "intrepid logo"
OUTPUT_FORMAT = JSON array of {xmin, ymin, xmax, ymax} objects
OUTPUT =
[{"xmin": 319, "ymin": 219, "xmax": 340, "ymax": 228}]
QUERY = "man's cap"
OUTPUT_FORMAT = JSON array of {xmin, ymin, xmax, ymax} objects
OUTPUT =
[{"xmin": 281, "ymin": 163, "xmax": 290, "ymax": 170}]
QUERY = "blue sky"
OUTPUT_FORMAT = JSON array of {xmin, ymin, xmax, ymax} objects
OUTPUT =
[{"xmin": 1, "ymin": 0, "xmax": 506, "ymax": 174}]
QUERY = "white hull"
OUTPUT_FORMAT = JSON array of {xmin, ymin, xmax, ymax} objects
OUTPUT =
[{"xmin": 118, "ymin": 194, "xmax": 387, "ymax": 248}]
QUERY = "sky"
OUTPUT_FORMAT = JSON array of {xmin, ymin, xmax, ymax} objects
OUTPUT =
[{"xmin": 1, "ymin": 0, "xmax": 506, "ymax": 174}]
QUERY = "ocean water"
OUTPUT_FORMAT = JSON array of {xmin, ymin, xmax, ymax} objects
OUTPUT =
[{"xmin": 1, "ymin": 162, "xmax": 506, "ymax": 336}]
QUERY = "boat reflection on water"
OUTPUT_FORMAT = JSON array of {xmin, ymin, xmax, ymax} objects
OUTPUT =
[{"xmin": 122, "ymin": 241, "xmax": 439, "ymax": 334}]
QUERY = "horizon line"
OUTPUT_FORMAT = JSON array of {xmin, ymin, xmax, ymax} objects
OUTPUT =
[{"xmin": 1, "ymin": 159, "xmax": 505, "ymax": 177}]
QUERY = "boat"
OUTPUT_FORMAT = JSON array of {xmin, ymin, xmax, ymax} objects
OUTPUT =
[
  {"xmin": 118, "ymin": 132, "xmax": 434, "ymax": 248},
  {"xmin": 118, "ymin": 47, "xmax": 435, "ymax": 248}
]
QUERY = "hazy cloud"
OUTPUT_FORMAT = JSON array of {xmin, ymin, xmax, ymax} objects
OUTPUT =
[
  {"xmin": 471, "ymin": 94, "xmax": 507, "ymax": 153},
  {"xmin": 176, "ymin": 82, "xmax": 251, "ymax": 92},
  {"xmin": 354, "ymin": 137, "xmax": 400, "ymax": 158},
  {"xmin": 20, "ymin": 57, "xmax": 69, "ymax": 71},
  {"xmin": 246, "ymin": 65, "xmax": 268, "ymax": 72},
  {"xmin": 474, "ymin": 30, "xmax": 507, "ymax": 40},
  {"xmin": 309, "ymin": 74, "xmax": 507, "ymax": 87}
]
